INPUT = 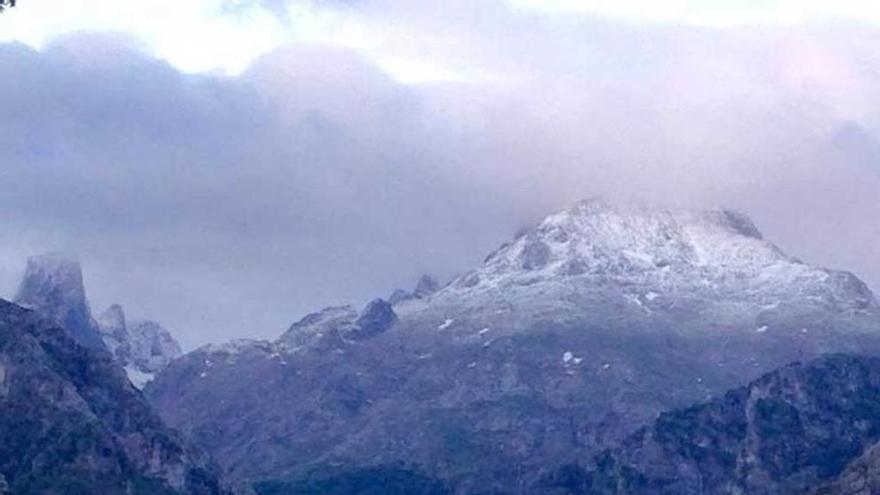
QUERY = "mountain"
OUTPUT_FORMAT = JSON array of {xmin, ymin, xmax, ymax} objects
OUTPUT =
[
  {"xmin": 544, "ymin": 354, "xmax": 880, "ymax": 495},
  {"xmin": 14, "ymin": 253, "xmax": 105, "ymax": 351},
  {"xmin": 146, "ymin": 199, "xmax": 880, "ymax": 494},
  {"xmin": 0, "ymin": 298, "xmax": 227, "ymax": 494},
  {"xmin": 98, "ymin": 305, "xmax": 183, "ymax": 388},
  {"xmin": 11, "ymin": 253, "xmax": 183, "ymax": 387}
]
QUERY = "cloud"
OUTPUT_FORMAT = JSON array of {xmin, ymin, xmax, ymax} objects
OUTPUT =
[{"xmin": 1, "ymin": 6, "xmax": 879, "ymax": 347}]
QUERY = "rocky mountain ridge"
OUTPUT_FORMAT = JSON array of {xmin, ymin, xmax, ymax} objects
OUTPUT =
[{"xmin": 146, "ymin": 200, "xmax": 880, "ymax": 494}]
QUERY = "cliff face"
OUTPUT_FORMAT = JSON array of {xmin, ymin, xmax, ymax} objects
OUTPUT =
[{"xmin": 0, "ymin": 299, "xmax": 227, "ymax": 495}]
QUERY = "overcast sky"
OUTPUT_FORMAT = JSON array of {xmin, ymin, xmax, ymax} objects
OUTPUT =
[{"xmin": 1, "ymin": 0, "xmax": 879, "ymax": 349}]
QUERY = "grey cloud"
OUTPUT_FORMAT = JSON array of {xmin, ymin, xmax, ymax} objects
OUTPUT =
[
  {"xmin": 833, "ymin": 122, "xmax": 880, "ymax": 170},
  {"xmin": 1, "ymin": 8, "xmax": 880, "ymax": 348},
  {"xmin": 0, "ymin": 33, "xmax": 526, "ymax": 347}
]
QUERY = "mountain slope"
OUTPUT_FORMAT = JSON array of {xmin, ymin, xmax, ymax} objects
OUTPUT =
[
  {"xmin": 0, "ymin": 299, "xmax": 227, "ymax": 494},
  {"xmin": 147, "ymin": 200, "xmax": 880, "ymax": 494},
  {"xmin": 546, "ymin": 354, "xmax": 880, "ymax": 495}
]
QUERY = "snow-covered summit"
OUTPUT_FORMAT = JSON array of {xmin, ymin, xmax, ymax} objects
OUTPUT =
[
  {"xmin": 15, "ymin": 253, "xmax": 105, "ymax": 350},
  {"xmin": 426, "ymin": 198, "xmax": 875, "ymax": 327},
  {"xmin": 481, "ymin": 197, "xmax": 783, "ymax": 276}
]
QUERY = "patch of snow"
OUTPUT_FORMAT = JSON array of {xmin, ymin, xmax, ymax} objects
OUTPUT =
[
  {"xmin": 438, "ymin": 318, "xmax": 454, "ymax": 330},
  {"xmin": 561, "ymin": 352, "xmax": 582, "ymax": 365},
  {"xmin": 625, "ymin": 294, "xmax": 644, "ymax": 307},
  {"xmin": 478, "ymin": 327, "xmax": 491, "ymax": 335},
  {"xmin": 756, "ymin": 325, "xmax": 768, "ymax": 333},
  {"xmin": 645, "ymin": 291, "xmax": 659, "ymax": 301},
  {"xmin": 124, "ymin": 366, "xmax": 155, "ymax": 389}
]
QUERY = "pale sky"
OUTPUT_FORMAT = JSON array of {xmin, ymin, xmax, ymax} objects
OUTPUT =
[
  {"xmin": 4, "ymin": 1, "xmax": 880, "ymax": 79},
  {"xmin": 1, "ymin": 1, "xmax": 879, "ymax": 348}
]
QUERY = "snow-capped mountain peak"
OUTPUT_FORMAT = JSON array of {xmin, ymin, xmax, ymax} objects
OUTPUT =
[
  {"xmin": 487, "ymin": 198, "xmax": 783, "ymax": 275},
  {"xmin": 431, "ymin": 198, "xmax": 875, "ymax": 324}
]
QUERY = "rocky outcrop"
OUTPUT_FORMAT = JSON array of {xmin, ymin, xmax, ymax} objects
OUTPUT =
[
  {"xmin": 388, "ymin": 274, "xmax": 441, "ymax": 305},
  {"xmin": 412, "ymin": 274, "xmax": 440, "ymax": 299},
  {"xmin": 14, "ymin": 253, "xmax": 105, "ymax": 350},
  {"xmin": 349, "ymin": 299, "xmax": 396, "ymax": 340},
  {"xmin": 0, "ymin": 299, "xmax": 227, "ymax": 494}
]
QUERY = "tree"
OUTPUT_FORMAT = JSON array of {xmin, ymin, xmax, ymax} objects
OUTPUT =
[{"xmin": 0, "ymin": 0, "xmax": 16, "ymax": 12}]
